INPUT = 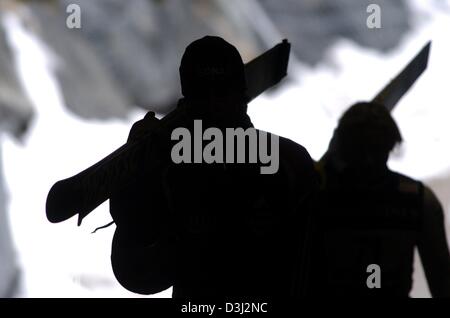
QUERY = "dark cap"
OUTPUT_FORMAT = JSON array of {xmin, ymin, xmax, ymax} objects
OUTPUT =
[{"xmin": 179, "ymin": 36, "xmax": 246, "ymax": 99}]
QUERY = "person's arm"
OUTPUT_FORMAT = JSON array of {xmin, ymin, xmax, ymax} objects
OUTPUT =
[
  {"xmin": 417, "ymin": 185, "xmax": 450, "ymax": 297},
  {"xmin": 278, "ymin": 138, "xmax": 320, "ymax": 297}
]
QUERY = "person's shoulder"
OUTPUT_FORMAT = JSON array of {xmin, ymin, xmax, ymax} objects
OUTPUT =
[
  {"xmin": 278, "ymin": 136, "xmax": 315, "ymax": 169},
  {"xmin": 389, "ymin": 170, "xmax": 417, "ymax": 182},
  {"xmin": 273, "ymin": 134, "xmax": 317, "ymax": 179},
  {"xmin": 389, "ymin": 170, "xmax": 423, "ymax": 194},
  {"xmin": 389, "ymin": 170, "xmax": 443, "ymax": 211},
  {"xmin": 422, "ymin": 184, "xmax": 443, "ymax": 213},
  {"xmin": 252, "ymin": 128, "xmax": 311, "ymax": 157},
  {"xmin": 272, "ymin": 134, "xmax": 309, "ymax": 156}
]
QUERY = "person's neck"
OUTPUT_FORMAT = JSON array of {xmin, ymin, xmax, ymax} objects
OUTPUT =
[{"xmin": 179, "ymin": 97, "xmax": 253, "ymax": 129}]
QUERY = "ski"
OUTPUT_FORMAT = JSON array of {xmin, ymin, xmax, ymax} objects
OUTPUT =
[
  {"xmin": 372, "ymin": 41, "xmax": 431, "ymax": 111},
  {"xmin": 46, "ymin": 40, "xmax": 291, "ymax": 225}
]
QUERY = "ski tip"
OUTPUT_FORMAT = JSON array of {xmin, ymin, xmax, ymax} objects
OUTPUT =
[
  {"xmin": 422, "ymin": 40, "xmax": 432, "ymax": 65},
  {"xmin": 45, "ymin": 181, "xmax": 78, "ymax": 224},
  {"xmin": 371, "ymin": 40, "xmax": 433, "ymax": 112}
]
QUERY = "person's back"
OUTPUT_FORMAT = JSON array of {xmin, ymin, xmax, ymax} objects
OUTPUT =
[
  {"xmin": 162, "ymin": 36, "xmax": 317, "ymax": 297},
  {"xmin": 308, "ymin": 102, "xmax": 450, "ymax": 297},
  {"xmin": 109, "ymin": 36, "xmax": 318, "ymax": 298},
  {"xmin": 165, "ymin": 119, "xmax": 316, "ymax": 297}
]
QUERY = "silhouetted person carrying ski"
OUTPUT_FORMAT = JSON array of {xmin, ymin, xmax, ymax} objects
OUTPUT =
[
  {"xmin": 107, "ymin": 36, "xmax": 318, "ymax": 297},
  {"xmin": 309, "ymin": 102, "xmax": 450, "ymax": 297}
]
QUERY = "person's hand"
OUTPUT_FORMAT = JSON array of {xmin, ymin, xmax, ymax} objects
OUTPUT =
[{"xmin": 127, "ymin": 111, "xmax": 157, "ymax": 142}]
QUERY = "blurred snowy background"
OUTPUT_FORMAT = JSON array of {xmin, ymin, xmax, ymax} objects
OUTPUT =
[{"xmin": 0, "ymin": 0, "xmax": 448, "ymax": 297}]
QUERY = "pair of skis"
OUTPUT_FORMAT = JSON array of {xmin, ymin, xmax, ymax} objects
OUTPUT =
[
  {"xmin": 46, "ymin": 40, "xmax": 292, "ymax": 225},
  {"xmin": 46, "ymin": 39, "xmax": 431, "ymax": 225}
]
